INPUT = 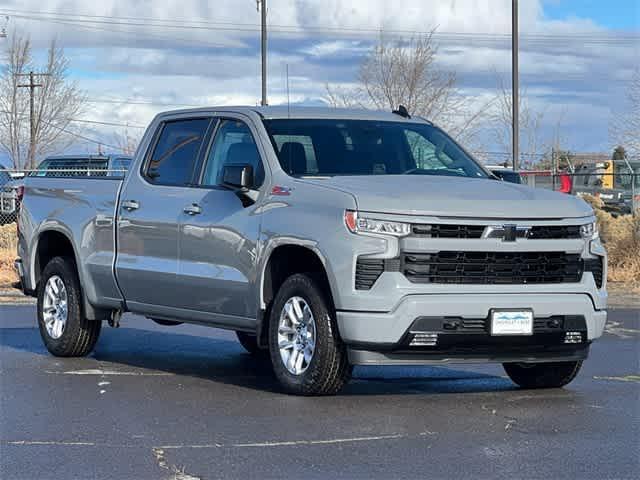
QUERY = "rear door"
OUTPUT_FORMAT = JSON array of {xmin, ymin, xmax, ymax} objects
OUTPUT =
[
  {"xmin": 173, "ymin": 117, "xmax": 266, "ymax": 321},
  {"xmin": 116, "ymin": 117, "xmax": 212, "ymax": 313}
]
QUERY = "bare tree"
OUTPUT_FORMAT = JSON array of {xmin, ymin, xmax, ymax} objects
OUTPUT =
[
  {"xmin": 325, "ymin": 31, "xmax": 491, "ymax": 145},
  {"xmin": 0, "ymin": 32, "xmax": 86, "ymax": 169},
  {"xmin": 610, "ymin": 68, "xmax": 640, "ymax": 160},
  {"xmin": 0, "ymin": 33, "xmax": 30, "ymax": 168},
  {"xmin": 488, "ymin": 74, "xmax": 548, "ymax": 169},
  {"xmin": 112, "ymin": 127, "xmax": 140, "ymax": 156}
]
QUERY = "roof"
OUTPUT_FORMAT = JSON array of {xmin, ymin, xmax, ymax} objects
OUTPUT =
[{"xmin": 159, "ymin": 105, "xmax": 429, "ymax": 123}]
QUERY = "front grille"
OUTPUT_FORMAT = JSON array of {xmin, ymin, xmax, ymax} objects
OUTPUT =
[
  {"xmin": 355, "ymin": 258, "xmax": 384, "ymax": 290},
  {"xmin": 412, "ymin": 224, "xmax": 485, "ymax": 239},
  {"xmin": 403, "ymin": 251, "xmax": 583, "ymax": 284},
  {"xmin": 527, "ymin": 225, "xmax": 581, "ymax": 239},
  {"xmin": 584, "ymin": 257, "xmax": 604, "ymax": 288},
  {"xmin": 411, "ymin": 223, "xmax": 583, "ymax": 240}
]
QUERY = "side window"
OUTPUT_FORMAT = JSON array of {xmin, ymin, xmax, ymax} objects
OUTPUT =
[
  {"xmin": 145, "ymin": 118, "xmax": 210, "ymax": 186},
  {"xmin": 202, "ymin": 119, "xmax": 265, "ymax": 187},
  {"xmin": 404, "ymin": 129, "xmax": 454, "ymax": 170}
]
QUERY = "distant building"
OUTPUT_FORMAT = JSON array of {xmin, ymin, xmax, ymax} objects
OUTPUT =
[{"xmin": 570, "ymin": 152, "xmax": 610, "ymax": 167}]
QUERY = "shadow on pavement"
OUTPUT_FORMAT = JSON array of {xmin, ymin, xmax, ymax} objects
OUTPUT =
[{"xmin": 1, "ymin": 324, "xmax": 518, "ymax": 395}]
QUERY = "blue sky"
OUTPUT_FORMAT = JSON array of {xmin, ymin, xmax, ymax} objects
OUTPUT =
[
  {"xmin": 543, "ymin": 0, "xmax": 639, "ymax": 29},
  {"xmin": 0, "ymin": 0, "xmax": 638, "ymax": 168}
]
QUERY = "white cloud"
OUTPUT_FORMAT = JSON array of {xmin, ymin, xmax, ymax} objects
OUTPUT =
[{"xmin": 0, "ymin": 0, "xmax": 636, "ymax": 159}]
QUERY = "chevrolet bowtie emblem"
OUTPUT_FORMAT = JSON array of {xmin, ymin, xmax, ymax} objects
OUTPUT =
[{"xmin": 483, "ymin": 224, "xmax": 532, "ymax": 242}]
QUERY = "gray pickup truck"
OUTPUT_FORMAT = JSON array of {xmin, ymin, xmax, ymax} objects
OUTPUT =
[{"xmin": 15, "ymin": 106, "xmax": 607, "ymax": 395}]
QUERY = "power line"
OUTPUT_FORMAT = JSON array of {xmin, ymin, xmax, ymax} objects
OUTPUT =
[
  {"xmin": 6, "ymin": 6, "xmax": 638, "ymax": 40},
  {"xmin": 51, "ymin": 125, "xmax": 122, "ymax": 150},
  {"xmin": 2, "ymin": 8, "xmax": 638, "ymax": 46},
  {"xmin": 5, "ymin": 13, "xmax": 241, "ymax": 50},
  {"xmin": 69, "ymin": 118, "xmax": 146, "ymax": 129},
  {"xmin": 0, "ymin": 110, "xmax": 127, "ymax": 150},
  {"xmin": 84, "ymin": 97, "xmax": 202, "ymax": 107},
  {"xmin": 1, "ymin": 109, "xmax": 146, "ymax": 128}
]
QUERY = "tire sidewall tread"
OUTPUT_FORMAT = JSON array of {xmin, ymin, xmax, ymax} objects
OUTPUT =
[
  {"xmin": 268, "ymin": 273, "xmax": 350, "ymax": 396},
  {"xmin": 37, "ymin": 256, "xmax": 101, "ymax": 357},
  {"xmin": 503, "ymin": 361, "xmax": 583, "ymax": 389}
]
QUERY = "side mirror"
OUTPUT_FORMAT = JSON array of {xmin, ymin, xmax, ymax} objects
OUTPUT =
[{"xmin": 222, "ymin": 164, "xmax": 254, "ymax": 190}]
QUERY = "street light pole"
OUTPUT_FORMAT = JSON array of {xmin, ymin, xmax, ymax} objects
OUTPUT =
[
  {"xmin": 512, "ymin": 0, "xmax": 519, "ymax": 171},
  {"xmin": 258, "ymin": 0, "xmax": 268, "ymax": 106}
]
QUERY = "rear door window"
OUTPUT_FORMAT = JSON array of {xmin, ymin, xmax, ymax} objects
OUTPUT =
[{"xmin": 145, "ymin": 118, "xmax": 210, "ymax": 186}]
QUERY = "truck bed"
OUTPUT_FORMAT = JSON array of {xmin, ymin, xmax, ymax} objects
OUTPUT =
[{"xmin": 19, "ymin": 176, "xmax": 125, "ymax": 308}]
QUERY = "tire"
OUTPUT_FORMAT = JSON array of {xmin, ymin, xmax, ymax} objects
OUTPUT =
[
  {"xmin": 236, "ymin": 331, "xmax": 265, "ymax": 356},
  {"xmin": 503, "ymin": 361, "xmax": 583, "ymax": 389},
  {"xmin": 268, "ymin": 273, "xmax": 351, "ymax": 395},
  {"xmin": 37, "ymin": 256, "xmax": 101, "ymax": 357}
]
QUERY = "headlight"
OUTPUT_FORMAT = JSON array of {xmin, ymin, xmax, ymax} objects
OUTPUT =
[
  {"xmin": 580, "ymin": 221, "xmax": 598, "ymax": 239},
  {"xmin": 344, "ymin": 210, "xmax": 410, "ymax": 237}
]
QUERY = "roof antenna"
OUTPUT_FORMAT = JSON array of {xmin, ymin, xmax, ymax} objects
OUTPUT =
[
  {"xmin": 392, "ymin": 105, "xmax": 411, "ymax": 119},
  {"xmin": 286, "ymin": 63, "xmax": 291, "ymax": 119}
]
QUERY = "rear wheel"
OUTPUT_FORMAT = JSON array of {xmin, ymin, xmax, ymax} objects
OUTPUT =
[
  {"xmin": 503, "ymin": 361, "xmax": 582, "ymax": 389},
  {"xmin": 268, "ymin": 273, "xmax": 351, "ymax": 395},
  {"xmin": 37, "ymin": 256, "xmax": 101, "ymax": 357}
]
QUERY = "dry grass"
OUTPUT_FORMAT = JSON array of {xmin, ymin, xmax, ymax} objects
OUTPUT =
[
  {"xmin": 0, "ymin": 223, "xmax": 18, "ymax": 288},
  {"xmin": 581, "ymin": 195, "xmax": 640, "ymax": 289}
]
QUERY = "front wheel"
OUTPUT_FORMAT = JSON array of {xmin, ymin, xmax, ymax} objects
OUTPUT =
[
  {"xmin": 269, "ymin": 274, "xmax": 351, "ymax": 395},
  {"xmin": 503, "ymin": 361, "xmax": 583, "ymax": 389},
  {"xmin": 37, "ymin": 256, "xmax": 101, "ymax": 357}
]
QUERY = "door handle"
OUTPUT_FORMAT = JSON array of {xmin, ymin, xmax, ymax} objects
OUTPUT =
[
  {"xmin": 121, "ymin": 200, "xmax": 139, "ymax": 211},
  {"xmin": 183, "ymin": 204, "xmax": 202, "ymax": 215}
]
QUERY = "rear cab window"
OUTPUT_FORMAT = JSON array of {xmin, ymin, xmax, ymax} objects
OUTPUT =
[{"xmin": 144, "ymin": 118, "xmax": 211, "ymax": 186}]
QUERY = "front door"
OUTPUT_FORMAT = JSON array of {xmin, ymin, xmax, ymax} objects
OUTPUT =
[
  {"xmin": 175, "ymin": 118, "xmax": 266, "ymax": 321},
  {"xmin": 116, "ymin": 117, "xmax": 212, "ymax": 313}
]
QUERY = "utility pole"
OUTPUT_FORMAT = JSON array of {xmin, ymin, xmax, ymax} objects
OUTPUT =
[
  {"xmin": 17, "ymin": 71, "xmax": 50, "ymax": 169},
  {"xmin": 512, "ymin": 0, "xmax": 519, "ymax": 172},
  {"xmin": 257, "ymin": 0, "xmax": 268, "ymax": 106}
]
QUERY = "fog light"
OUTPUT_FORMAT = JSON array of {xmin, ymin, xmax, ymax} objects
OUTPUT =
[
  {"xmin": 564, "ymin": 331, "xmax": 583, "ymax": 344},
  {"xmin": 410, "ymin": 332, "xmax": 438, "ymax": 347}
]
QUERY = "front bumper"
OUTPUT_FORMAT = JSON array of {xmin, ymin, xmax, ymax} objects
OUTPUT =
[{"xmin": 337, "ymin": 293, "xmax": 606, "ymax": 365}]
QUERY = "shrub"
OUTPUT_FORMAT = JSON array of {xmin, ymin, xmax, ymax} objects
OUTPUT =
[
  {"xmin": 0, "ymin": 223, "xmax": 18, "ymax": 288},
  {"xmin": 581, "ymin": 195, "xmax": 640, "ymax": 287}
]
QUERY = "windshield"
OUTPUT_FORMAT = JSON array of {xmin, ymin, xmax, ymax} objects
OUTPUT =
[{"xmin": 263, "ymin": 119, "xmax": 488, "ymax": 179}]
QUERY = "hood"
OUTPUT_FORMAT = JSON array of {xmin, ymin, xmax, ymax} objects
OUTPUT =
[{"xmin": 299, "ymin": 175, "xmax": 593, "ymax": 219}]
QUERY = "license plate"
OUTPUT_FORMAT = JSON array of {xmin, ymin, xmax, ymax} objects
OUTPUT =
[
  {"xmin": 600, "ymin": 194, "xmax": 613, "ymax": 200},
  {"xmin": 490, "ymin": 309, "xmax": 533, "ymax": 336}
]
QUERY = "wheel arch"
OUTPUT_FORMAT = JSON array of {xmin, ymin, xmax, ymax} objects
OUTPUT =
[
  {"xmin": 257, "ymin": 242, "xmax": 337, "ymax": 348},
  {"xmin": 32, "ymin": 228, "xmax": 78, "ymax": 288},
  {"xmin": 32, "ymin": 228, "xmax": 109, "ymax": 321}
]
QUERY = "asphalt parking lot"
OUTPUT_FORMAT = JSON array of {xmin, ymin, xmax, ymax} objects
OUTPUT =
[{"xmin": 1, "ymin": 304, "xmax": 638, "ymax": 480}]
